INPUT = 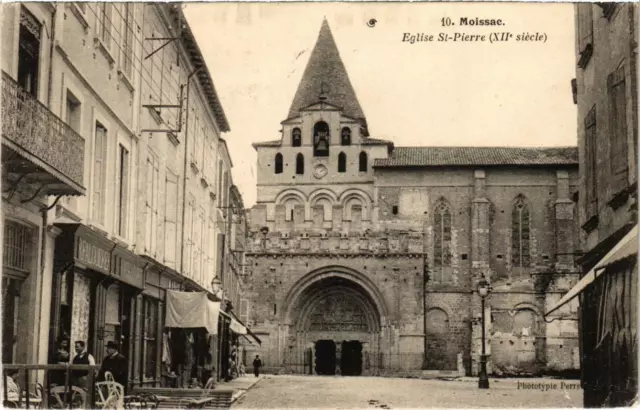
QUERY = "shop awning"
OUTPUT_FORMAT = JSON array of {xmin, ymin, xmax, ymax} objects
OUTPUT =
[
  {"xmin": 230, "ymin": 318, "xmax": 247, "ymax": 335},
  {"xmin": 545, "ymin": 224, "xmax": 638, "ymax": 316},
  {"xmin": 227, "ymin": 311, "xmax": 262, "ymax": 346},
  {"xmin": 165, "ymin": 290, "xmax": 220, "ymax": 334}
]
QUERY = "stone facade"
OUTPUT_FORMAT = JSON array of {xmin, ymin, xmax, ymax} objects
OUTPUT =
[
  {"xmin": 573, "ymin": 4, "xmax": 638, "ymax": 406},
  {"xmin": 244, "ymin": 19, "xmax": 581, "ymax": 377}
]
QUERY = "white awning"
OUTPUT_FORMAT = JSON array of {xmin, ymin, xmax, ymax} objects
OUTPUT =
[
  {"xmin": 545, "ymin": 225, "xmax": 638, "ymax": 316},
  {"xmin": 230, "ymin": 318, "xmax": 247, "ymax": 335},
  {"xmin": 165, "ymin": 290, "xmax": 221, "ymax": 334}
]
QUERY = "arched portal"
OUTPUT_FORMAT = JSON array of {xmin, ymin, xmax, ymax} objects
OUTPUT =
[{"xmin": 282, "ymin": 268, "xmax": 387, "ymax": 376}]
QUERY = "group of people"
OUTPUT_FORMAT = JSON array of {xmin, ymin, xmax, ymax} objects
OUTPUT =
[{"xmin": 49, "ymin": 338, "xmax": 128, "ymax": 393}]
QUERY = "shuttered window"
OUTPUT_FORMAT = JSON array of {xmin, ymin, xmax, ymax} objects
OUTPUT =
[
  {"xmin": 608, "ymin": 65, "xmax": 629, "ymax": 194},
  {"xmin": 92, "ymin": 123, "xmax": 108, "ymax": 225},
  {"xmin": 164, "ymin": 171, "xmax": 179, "ymax": 267}
]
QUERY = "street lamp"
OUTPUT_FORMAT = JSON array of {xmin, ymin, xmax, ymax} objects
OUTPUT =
[{"xmin": 477, "ymin": 276, "xmax": 491, "ymax": 389}]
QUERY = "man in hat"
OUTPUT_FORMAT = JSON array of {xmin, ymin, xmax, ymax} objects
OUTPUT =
[{"xmin": 98, "ymin": 341, "xmax": 128, "ymax": 393}]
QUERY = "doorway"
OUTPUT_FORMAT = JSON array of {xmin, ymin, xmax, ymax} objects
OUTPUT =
[
  {"xmin": 315, "ymin": 340, "xmax": 336, "ymax": 375},
  {"xmin": 341, "ymin": 341, "xmax": 363, "ymax": 376}
]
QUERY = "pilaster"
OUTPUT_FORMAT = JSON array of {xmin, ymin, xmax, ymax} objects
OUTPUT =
[{"xmin": 472, "ymin": 170, "xmax": 491, "ymax": 271}]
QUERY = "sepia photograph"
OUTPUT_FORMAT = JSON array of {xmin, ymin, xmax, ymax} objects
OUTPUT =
[{"xmin": 0, "ymin": 1, "xmax": 637, "ymax": 409}]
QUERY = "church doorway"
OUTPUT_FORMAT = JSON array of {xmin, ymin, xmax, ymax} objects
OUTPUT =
[
  {"xmin": 315, "ymin": 340, "xmax": 336, "ymax": 375},
  {"xmin": 341, "ymin": 341, "xmax": 363, "ymax": 376}
]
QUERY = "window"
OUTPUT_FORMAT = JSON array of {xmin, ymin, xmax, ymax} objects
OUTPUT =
[
  {"xmin": 18, "ymin": 7, "xmax": 41, "ymax": 97},
  {"xmin": 511, "ymin": 195, "xmax": 531, "ymax": 271},
  {"xmin": 97, "ymin": 3, "xmax": 113, "ymax": 47},
  {"xmin": 240, "ymin": 299, "xmax": 250, "ymax": 325},
  {"xmin": 65, "ymin": 91, "xmax": 81, "ymax": 133},
  {"xmin": 117, "ymin": 144, "xmax": 130, "ymax": 237},
  {"xmin": 585, "ymin": 107, "xmax": 598, "ymax": 218},
  {"xmin": 164, "ymin": 171, "xmax": 179, "ymax": 267},
  {"xmin": 608, "ymin": 65, "xmax": 629, "ymax": 193},
  {"xmin": 121, "ymin": 3, "xmax": 134, "ymax": 78},
  {"xmin": 292, "ymin": 128, "xmax": 302, "ymax": 147},
  {"xmin": 313, "ymin": 121, "xmax": 330, "ymax": 157},
  {"xmin": 275, "ymin": 153, "xmax": 283, "ymax": 174},
  {"xmin": 145, "ymin": 155, "xmax": 159, "ymax": 257},
  {"xmin": 341, "ymin": 127, "xmax": 352, "ymax": 146},
  {"xmin": 338, "ymin": 152, "xmax": 347, "ymax": 173},
  {"xmin": 359, "ymin": 151, "xmax": 368, "ymax": 172},
  {"xmin": 3, "ymin": 220, "xmax": 33, "ymax": 272},
  {"xmin": 192, "ymin": 208, "xmax": 203, "ymax": 281},
  {"xmin": 433, "ymin": 201, "xmax": 452, "ymax": 280},
  {"xmin": 217, "ymin": 160, "xmax": 223, "ymax": 206},
  {"xmin": 92, "ymin": 123, "xmax": 108, "ymax": 225},
  {"xmin": 296, "ymin": 153, "xmax": 304, "ymax": 175},
  {"xmin": 577, "ymin": 4, "xmax": 594, "ymax": 68},
  {"xmin": 185, "ymin": 198, "xmax": 195, "ymax": 275},
  {"xmin": 141, "ymin": 297, "xmax": 158, "ymax": 381}
]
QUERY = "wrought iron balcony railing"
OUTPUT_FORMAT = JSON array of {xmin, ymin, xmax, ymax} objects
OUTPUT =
[{"xmin": 1, "ymin": 71, "xmax": 85, "ymax": 194}]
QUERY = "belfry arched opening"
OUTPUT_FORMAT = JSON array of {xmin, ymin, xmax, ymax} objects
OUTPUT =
[{"xmin": 288, "ymin": 275, "xmax": 383, "ymax": 376}]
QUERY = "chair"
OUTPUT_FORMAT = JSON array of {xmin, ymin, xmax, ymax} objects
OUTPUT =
[
  {"xmin": 50, "ymin": 386, "xmax": 86, "ymax": 409},
  {"xmin": 181, "ymin": 377, "xmax": 217, "ymax": 409},
  {"xmin": 95, "ymin": 381, "xmax": 124, "ymax": 409}
]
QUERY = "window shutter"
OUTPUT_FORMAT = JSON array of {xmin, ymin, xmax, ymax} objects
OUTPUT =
[
  {"xmin": 164, "ymin": 173, "xmax": 178, "ymax": 266},
  {"xmin": 216, "ymin": 233, "xmax": 226, "ymax": 284}
]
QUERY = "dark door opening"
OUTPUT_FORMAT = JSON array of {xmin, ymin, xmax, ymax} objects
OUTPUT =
[
  {"xmin": 315, "ymin": 340, "xmax": 336, "ymax": 375},
  {"xmin": 341, "ymin": 341, "xmax": 363, "ymax": 376}
]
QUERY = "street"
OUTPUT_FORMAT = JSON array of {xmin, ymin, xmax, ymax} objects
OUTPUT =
[{"xmin": 233, "ymin": 375, "xmax": 584, "ymax": 409}]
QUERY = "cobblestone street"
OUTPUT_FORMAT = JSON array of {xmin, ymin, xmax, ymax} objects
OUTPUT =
[{"xmin": 233, "ymin": 375, "xmax": 583, "ymax": 409}]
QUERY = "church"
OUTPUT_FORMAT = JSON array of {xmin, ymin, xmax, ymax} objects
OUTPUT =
[{"xmin": 243, "ymin": 19, "xmax": 581, "ymax": 377}]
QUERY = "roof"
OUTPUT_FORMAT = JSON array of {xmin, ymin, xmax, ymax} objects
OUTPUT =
[
  {"xmin": 252, "ymin": 139, "xmax": 282, "ymax": 149},
  {"xmin": 362, "ymin": 137, "xmax": 394, "ymax": 146},
  {"xmin": 374, "ymin": 147, "xmax": 579, "ymax": 167},
  {"xmin": 287, "ymin": 19, "xmax": 368, "ymax": 134},
  {"xmin": 172, "ymin": 5, "xmax": 230, "ymax": 132}
]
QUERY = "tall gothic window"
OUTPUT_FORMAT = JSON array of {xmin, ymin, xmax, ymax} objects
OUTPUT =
[
  {"xmin": 296, "ymin": 153, "xmax": 304, "ymax": 175},
  {"xmin": 313, "ymin": 121, "xmax": 330, "ymax": 157},
  {"xmin": 338, "ymin": 152, "xmax": 347, "ymax": 173},
  {"xmin": 433, "ymin": 200, "xmax": 452, "ymax": 281},
  {"xmin": 274, "ymin": 153, "xmax": 283, "ymax": 174},
  {"xmin": 511, "ymin": 195, "xmax": 531, "ymax": 271},
  {"xmin": 359, "ymin": 151, "xmax": 368, "ymax": 172},
  {"xmin": 341, "ymin": 127, "xmax": 352, "ymax": 146},
  {"xmin": 292, "ymin": 128, "xmax": 302, "ymax": 147}
]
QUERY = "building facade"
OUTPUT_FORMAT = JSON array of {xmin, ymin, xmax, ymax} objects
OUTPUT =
[
  {"xmin": 245, "ymin": 20, "xmax": 582, "ymax": 377},
  {"xmin": 1, "ymin": 1, "xmax": 253, "ymax": 390},
  {"xmin": 569, "ymin": 3, "xmax": 638, "ymax": 407},
  {"xmin": 2, "ymin": 2, "xmax": 86, "ymax": 369}
]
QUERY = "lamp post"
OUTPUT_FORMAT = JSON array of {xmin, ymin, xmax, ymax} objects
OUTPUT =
[{"xmin": 477, "ymin": 276, "xmax": 491, "ymax": 389}]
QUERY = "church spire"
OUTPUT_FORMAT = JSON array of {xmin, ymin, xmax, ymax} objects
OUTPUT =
[{"xmin": 287, "ymin": 19, "xmax": 368, "ymax": 135}]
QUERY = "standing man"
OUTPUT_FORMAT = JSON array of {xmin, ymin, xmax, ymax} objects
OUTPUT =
[
  {"xmin": 71, "ymin": 341, "xmax": 95, "ymax": 389},
  {"xmin": 98, "ymin": 341, "xmax": 128, "ymax": 393},
  {"xmin": 49, "ymin": 338, "xmax": 70, "ymax": 386},
  {"xmin": 252, "ymin": 355, "xmax": 262, "ymax": 378}
]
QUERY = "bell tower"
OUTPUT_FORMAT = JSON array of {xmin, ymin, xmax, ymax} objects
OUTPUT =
[{"xmin": 251, "ymin": 18, "xmax": 393, "ymax": 234}]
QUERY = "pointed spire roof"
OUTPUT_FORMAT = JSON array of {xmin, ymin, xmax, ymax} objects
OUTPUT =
[{"xmin": 287, "ymin": 19, "xmax": 368, "ymax": 134}]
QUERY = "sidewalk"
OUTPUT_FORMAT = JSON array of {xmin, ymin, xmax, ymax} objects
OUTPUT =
[{"xmin": 213, "ymin": 375, "xmax": 263, "ymax": 404}]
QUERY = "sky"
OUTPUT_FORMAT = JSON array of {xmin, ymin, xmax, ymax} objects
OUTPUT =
[{"xmin": 183, "ymin": 2, "xmax": 577, "ymax": 208}]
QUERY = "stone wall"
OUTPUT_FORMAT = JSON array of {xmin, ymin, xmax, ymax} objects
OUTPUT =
[{"xmin": 246, "ymin": 160, "xmax": 581, "ymax": 376}]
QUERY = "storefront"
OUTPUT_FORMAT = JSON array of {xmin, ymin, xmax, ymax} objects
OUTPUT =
[
  {"xmin": 545, "ymin": 224, "xmax": 638, "ymax": 407},
  {"xmin": 164, "ymin": 290, "xmax": 220, "ymax": 387},
  {"xmin": 49, "ymin": 224, "xmax": 145, "ymax": 387}
]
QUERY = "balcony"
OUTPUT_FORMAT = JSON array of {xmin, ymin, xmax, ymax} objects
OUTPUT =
[{"xmin": 1, "ymin": 71, "xmax": 85, "ymax": 197}]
